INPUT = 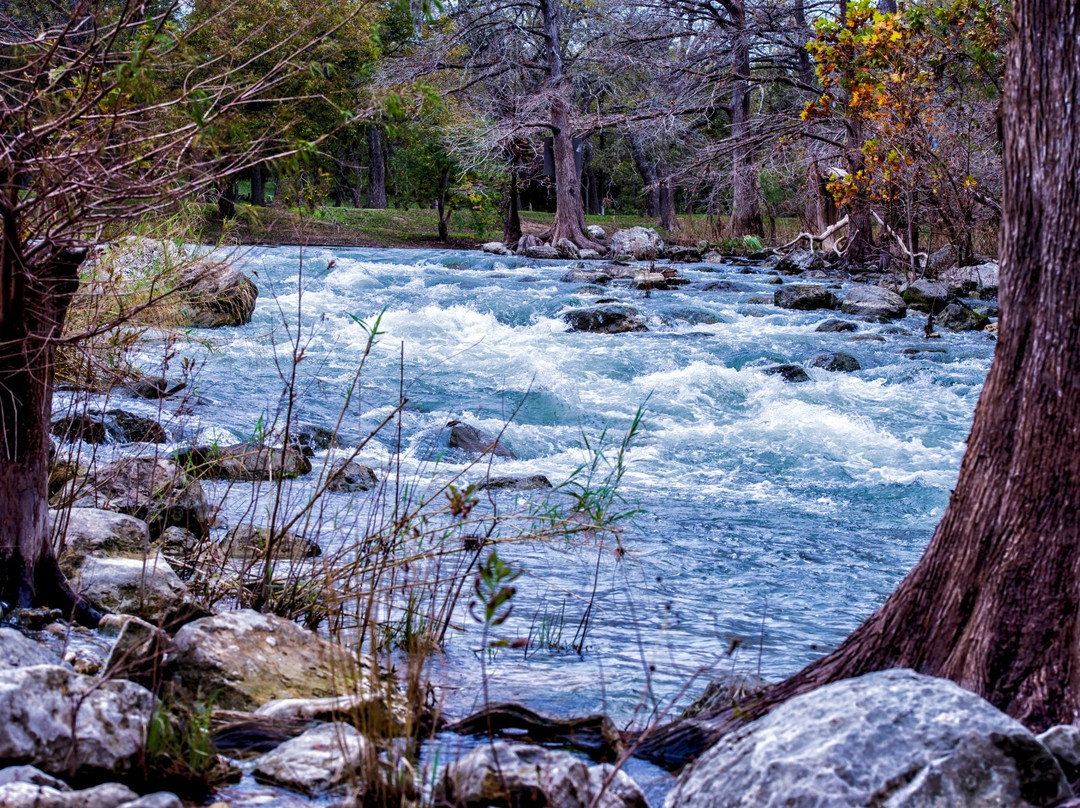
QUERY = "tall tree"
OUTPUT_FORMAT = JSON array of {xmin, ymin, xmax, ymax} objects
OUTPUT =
[{"xmin": 638, "ymin": 0, "xmax": 1080, "ymax": 770}]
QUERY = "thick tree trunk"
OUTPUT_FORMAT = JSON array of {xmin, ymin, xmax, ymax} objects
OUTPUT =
[
  {"xmin": 658, "ymin": 174, "xmax": 680, "ymax": 233},
  {"xmin": 537, "ymin": 0, "xmax": 599, "ymax": 250},
  {"xmin": 728, "ymin": 0, "xmax": 764, "ymax": 238},
  {"xmin": 367, "ymin": 125, "xmax": 388, "ymax": 209},
  {"xmin": 628, "ymin": 133, "xmax": 660, "ymax": 217},
  {"xmin": 250, "ymin": 163, "xmax": 266, "ymax": 207},
  {"xmin": 808, "ymin": 161, "xmax": 840, "ymax": 249},
  {"xmin": 637, "ymin": 0, "xmax": 1080, "ymax": 769},
  {"xmin": 842, "ymin": 119, "xmax": 876, "ymax": 266},
  {"xmin": 0, "ymin": 228, "xmax": 100, "ymax": 626},
  {"xmin": 217, "ymin": 180, "xmax": 236, "ymax": 220},
  {"xmin": 502, "ymin": 169, "xmax": 522, "ymax": 245}
]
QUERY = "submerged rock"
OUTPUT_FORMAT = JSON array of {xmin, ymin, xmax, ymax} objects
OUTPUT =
[
  {"xmin": 562, "ymin": 268, "xmax": 613, "ymax": 285},
  {"xmin": 773, "ymin": 285, "xmax": 838, "ymax": 311},
  {"xmin": 437, "ymin": 742, "xmax": 647, "ymax": 808},
  {"xmin": 815, "ymin": 318, "xmax": 856, "ymax": 333},
  {"xmin": 761, "ymin": 364, "xmax": 811, "ymax": 383},
  {"xmin": 563, "ymin": 305, "xmax": 648, "ymax": 334},
  {"xmin": 841, "ymin": 285, "xmax": 908, "ymax": 319},
  {"xmin": 448, "ymin": 421, "xmax": 516, "ymax": 459},
  {"xmin": 809, "ymin": 352, "xmax": 861, "ymax": 372},
  {"xmin": 664, "ymin": 669, "xmax": 1072, "ymax": 808},
  {"xmin": 165, "ymin": 610, "xmax": 368, "ymax": 711},
  {"xmin": 0, "ymin": 665, "xmax": 154, "ymax": 778},
  {"xmin": 326, "ymin": 460, "xmax": 379, "ymax": 492},
  {"xmin": 478, "ymin": 474, "xmax": 553, "ymax": 491}
]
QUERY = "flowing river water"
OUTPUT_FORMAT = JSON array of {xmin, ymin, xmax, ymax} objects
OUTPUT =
[{"xmin": 64, "ymin": 245, "xmax": 996, "ymax": 803}]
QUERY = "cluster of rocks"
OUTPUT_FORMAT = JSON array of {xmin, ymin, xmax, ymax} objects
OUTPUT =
[{"xmin": 483, "ymin": 226, "xmax": 675, "ymax": 262}]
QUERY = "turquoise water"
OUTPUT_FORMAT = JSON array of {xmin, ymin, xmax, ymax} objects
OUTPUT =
[{"xmin": 121, "ymin": 246, "xmax": 995, "ymax": 727}]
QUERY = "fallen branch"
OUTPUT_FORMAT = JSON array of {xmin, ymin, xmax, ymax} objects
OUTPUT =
[
  {"xmin": 778, "ymin": 215, "xmax": 850, "ymax": 253},
  {"xmin": 444, "ymin": 703, "xmax": 624, "ymax": 762}
]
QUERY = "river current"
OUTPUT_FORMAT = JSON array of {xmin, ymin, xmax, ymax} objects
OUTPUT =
[{"xmin": 99, "ymin": 246, "xmax": 995, "ymax": 734}]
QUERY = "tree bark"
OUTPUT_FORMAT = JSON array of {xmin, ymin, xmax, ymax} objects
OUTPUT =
[
  {"xmin": 537, "ymin": 0, "xmax": 599, "ymax": 250},
  {"xmin": 216, "ymin": 180, "xmax": 236, "ymax": 220},
  {"xmin": 502, "ymin": 168, "xmax": 522, "ymax": 245},
  {"xmin": 250, "ymin": 162, "xmax": 266, "ymax": 207},
  {"xmin": 636, "ymin": 0, "xmax": 1080, "ymax": 769},
  {"xmin": 628, "ymin": 133, "xmax": 660, "ymax": 217},
  {"xmin": 728, "ymin": 0, "xmax": 764, "ymax": 238},
  {"xmin": 0, "ymin": 220, "xmax": 100, "ymax": 625},
  {"xmin": 842, "ymin": 119, "xmax": 876, "ymax": 266},
  {"xmin": 658, "ymin": 173, "xmax": 680, "ymax": 233},
  {"xmin": 366, "ymin": 125, "xmax": 388, "ymax": 209}
]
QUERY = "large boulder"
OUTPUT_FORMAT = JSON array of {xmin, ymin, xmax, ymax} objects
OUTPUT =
[
  {"xmin": 939, "ymin": 262, "xmax": 1000, "ymax": 298},
  {"xmin": 561, "ymin": 267, "xmax": 612, "ymax": 285},
  {"xmin": 585, "ymin": 225, "xmax": 606, "ymax": 241},
  {"xmin": 773, "ymin": 285, "xmax": 838, "ymax": 311},
  {"xmin": 178, "ymin": 443, "xmax": 312, "ymax": 481},
  {"xmin": 774, "ymin": 249, "xmax": 825, "ymax": 276},
  {"xmin": 67, "ymin": 458, "xmax": 210, "ymax": 539},
  {"xmin": 165, "ymin": 610, "xmax": 367, "ymax": 711},
  {"xmin": 525, "ymin": 244, "xmax": 561, "ymax": 260},
  {"xmin": 664, "ymin": 669, "xmax": 1072, "ymax": 808},
  {"xmin": 50, "ymin": 410, "xmax": 168, "ymax": 445},
  {"xmin": 176, "ymin": 260, "xmax": 258, "ymax": 328},
  {"xmin": 0, "ymin": 781, "xmax": 143, "ymax": 808},
  {"xmin": 841, "ymin": 285, "xmax": 908, "ymax": 319},
  {"xmin": 252, "ymin": 722, "xmax": 369, "ymax": 795},
  {"xmin": 610, "ymin": 227, "xmax": 665, "ymax": 260},
  {"xmin": 67, "ymin": 553, "xmax": 195, "ymax": 623},
  {"xmin": 51, "ymin": 508, "xmax": 150, "ymax": 567},
  {"xmin": 436, "ymin": 742, "xmax": 647, "ymax": 808},
  {"xmin": 938, "ymin": 302, "xmax": 990, "ymax": 332},
  {"xmin": 556, "ymin": 239, "xmax": 581, "ymax": 260},
  {"xmin": 0, "ymin": 665, "xmax": 154, "ymax": 778},
  {"xmin": 0, "ymin": 629, "xmax": 62, "ymax": 670},
  {"xmin": 563, "ymin": 305, "xmax": 648, "ymax": 334},
  {"xmin": 925, "ymin": 244, "xmax": 958, "ymax": 274},
  {"xmin": 901, "ymin": 279, "xmax": 952, "ymax": 314},
  {"xmin": 480, "ymin": 242, "xmax": 511, "ymax": 256}
]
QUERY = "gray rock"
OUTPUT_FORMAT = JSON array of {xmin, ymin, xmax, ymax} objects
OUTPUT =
[
  {"xmin": 556, "ymin": 239, "xmax": 581, "ymax": 260},
  {"xmin": 1038, "ymin": 725, "xmax": 1080, "ymax": 780},
  {"xmin": 68, "ymin": 553, "xmax": 195, "ymax": 623},
  {"xmin": 585, "ymin": 225, "xmax": 606, "ymax": 241},
  {"xmin": 526, "ymin": 245, "xmax": 561, "ymax": 260},
  {"xmin": 516, "ymin": 235, "xmax": 541, "ymax": 254},
  {"xmin": 938, "ymin": 262, "xmax": 1000, "ymax": 298},
  {"xmin": 0, "ymin": 781, "xmax": 139, "ymax": 808},
  {"xmin": 774, "ymin": 285, "xmax": 838, "ymax": 311},
  {"xmin": 436, "ymin": 742, "xmax": 647, "ymax": 808},
  {"xmin": 326, "ymin": 460, "xmax": 379, "ymax": 492},
  {"xmin": 478, "ymin": 474, "xmax": 553, "ymax": 491},
  {"xmin": 165, "ymin": 610, "xmax": 368, "ymax": 711},
  {"xmin": 481, "ymin": 242, "xmax": 511, "ymax": 256},
  {"xmin": 610, "ymin": 227, "xmax": 664, "ymax": 260},
  {"xmin": 177, "ymin": 443, "xmax": 312, "ymax": 481},
  {"xmin": 116, "ymin": 794, "xmax": 182, "ymax": 808},
  {"xmin": 221, "ymin": 525, "xmax": 321, "ymax": 560},
  {"xmin": 664, "ymin": 669, "xmax": 1072, "ymax": 808},
  {"xmin": 815, "ymin": 319, "xmax": 856, "ymax": 333},
  {"xmin": 563, "ymin": 305, "xmax": 648, "ymax": 334},
  {"xmin": 67, "ymin": 457, "xmax": 210, "ymax": 539},
  {"xmin": 633, "ymin": 272, "xmax": 689, "ymax": 291},
  {"xmin": 562, "ymin": 268, "xmax": 612, "ymax": 285},
  {"xmin": 925, "ymin": 244, "xmax": 958, "ymax": 274},
  {"xmin": 774, "ymin": 249, "xmax": 825, "ymax": 276},
  {"xmin": 901, "ymin": 279, "xmax": 952, "ymax": 314},
  {"xmin": 448, "ymin": 421, "xmax": 515, "ymax": 459},
  {"xmin": 578, "ymin": 249, "xmax": 602, "ymax": 260},
  {"xmin": 0, "ymin": 665, "xmax": 154, "ymax": 777},
  {"xmin": 668, "ymin": 245, "xmax": 703, "ymax": 263},
  {"xmin": 51, "ymin": 508, "xmax": 150, "ymax": 568},
  {"xmin": 291, "ymin": 423, "xmax": 338, "ymax": 456},
  {"xmin": 762, "ymin": 364, "xmax": 810, "ymax": 383},
  {"xmin": 0, "ymin": 766, "xmax": 70, "ymax": 790},
  {"xmin": 177, "ymin": 260, "xmax": 258, "ymax": 328},
  {"xmin": 103, "ymin": 616, "xmax": 166, "ymax": 685},
  {"xmin": 0, "ymin": 629, "xmax": 62, "ymax": 670},
  {"xmin": 938, "ymin": 303, "xmax": 990, "ymax": 331},
  {"xmin": 809, "ymin": 352, "xmax": 861, "ymax": 372},
  {"xmin": 253, "ymin": 723, "xmax": 368, "ymax": 795},
  {"xmin": 106, "ymin": 410, "xmax": 169, "ymax": 443},
  {"xmin": 841, "ymin": 285, "xmax": 908, "ymax": 319}
]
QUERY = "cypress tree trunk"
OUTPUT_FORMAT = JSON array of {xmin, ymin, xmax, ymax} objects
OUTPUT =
[
  {"xmin": 629, "ymin": 133, "xmax": 660, "ymax": 217},
  {"xmin": 367, "ymin": 126, "xmax": 388, "ymax": 209},
  {"xmin": 250, "ymin": 162, "xmax": 266, "ymax": 207},
  {"xmin": 0, "ymin": 223, "xmax": 100, "ymax": 625},
  {"xmin": 728, "ymin": 0, "xmax": 764, "ymax": 238},
  {"xmin": 637, "ymin": 0, "xmax": 1080, "ymax": 768},
  {"xmin": 502, "ymin": 169, "xmax": 522, "ymax": 245}
]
